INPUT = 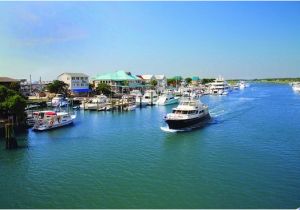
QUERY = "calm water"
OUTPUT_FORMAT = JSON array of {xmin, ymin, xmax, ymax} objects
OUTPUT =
[{"xmin": 1, "ymin": 83, "xmax": 300, "ymax": 208}]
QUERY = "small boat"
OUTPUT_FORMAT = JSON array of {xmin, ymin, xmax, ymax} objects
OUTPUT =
[
  {"xmin": 121, "ymin": 95, "xmax": 137, "ymax": 111},
  {"xmin": 130, "ymin": 90, "xmax": 147, "ymax": 107},
  {"xmin": 142, "ymin": 90, "xmax": 158, "ymax": 105},
  {"xmin": 80, "ymin": 95, "xmax": 108, "ymax": 110},
  {"xmin": 239, "ymin": 81, "xmax": 246, "ymax": 89},
  {"xmin": 232, "ymin": 84, "xmax": 239, "ymax": 90},
  {"xmin": 32, "ymin": 111, "xmax": 76, "ymax": 131},
  {"xmin": 51, "ymin": 94, "xmax": 69, "ymax": 107},
  {"xmin": 72, "ymin": 106, "xmax": 80, "ymax": 110},
  {"xmin": 292, "ymin": 82, "xmax": 300, "ymax": 92},
  {"xmin": 156, "ymin": 93, "xmax": 179, "ymax": 106},
  {"xmin": 164, "ymin": 98, "xmax": 210, "ymax": 130}
]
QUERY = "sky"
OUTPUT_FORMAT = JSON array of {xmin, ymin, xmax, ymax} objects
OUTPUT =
[{"xmin": 0, "ymin": 1, "xmax": 300, "ymax": 81}]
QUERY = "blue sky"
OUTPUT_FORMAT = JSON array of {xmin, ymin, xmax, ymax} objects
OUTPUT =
[{"xmin": 0, "ymin": 1, "xmax": 300, "ymax": 81}]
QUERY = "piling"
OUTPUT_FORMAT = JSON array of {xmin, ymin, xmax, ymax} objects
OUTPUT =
[{"xmin": 5, "ymin": 123, "xmax": 18, "ymax": 149}]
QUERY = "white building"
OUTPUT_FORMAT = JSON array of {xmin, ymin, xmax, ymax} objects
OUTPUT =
[
  {"xmin": 57, "ymin": 73, "xmax": 89, "ymax": 95},
  {"xmin": 141, "ymin": 75, "xmax": 155, "ymax": 83},
  {"xmin": 154, "ymin": 75, "xmax": 167, "ymax": 87}
]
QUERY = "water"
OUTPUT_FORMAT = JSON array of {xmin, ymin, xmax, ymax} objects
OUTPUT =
[{"xmin": 1, "ymin": 83, "xmax": 300, "ymax": 208}]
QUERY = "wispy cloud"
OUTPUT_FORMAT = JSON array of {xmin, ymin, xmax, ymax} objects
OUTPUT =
[
  {"xmin": 16, "ymin": 26, "xmax": 88, "ymax": 47},
  {"xmin": 11, "ymin": 4, "xmax": 88, "ymax": 47}
]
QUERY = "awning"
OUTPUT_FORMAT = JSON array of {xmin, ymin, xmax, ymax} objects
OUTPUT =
[{"xmin": 72, "ymin": 88, "xmax": 91, "ymax": 93}]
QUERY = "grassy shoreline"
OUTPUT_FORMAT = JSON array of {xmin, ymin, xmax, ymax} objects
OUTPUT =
[{"xmin": 227, "ymin": 78, "xmax": 300, "ymax": 84}]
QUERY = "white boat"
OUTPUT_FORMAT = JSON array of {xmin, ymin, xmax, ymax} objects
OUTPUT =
[
  {"xmin": 121, "ymin": 95, "xmax": 137, "ymax": 111},
  {"xmin": 156, "ymin": 93, "xmax": 179, "ymax": 106},
  {"xmin": 51, "ymin": 94, "xmax": 69, "ymax": 107},
  {"xmin": 32, "ymin": 111, "xmax": 76, "ymax": 131},
  {"xmin": 130, "ymin": 90, "xmax": 147, "ymax": 107},
  {"xmin": 80, "ymin": 95, "xmax": 108, "ymax": 110},
  {"xmin": 124, "ymin": 104, "xmax": 137, "ymax": 111},
  {"xmin": 209, "ymin": 76, "xmax": 230, "ymax": 95},
  {"xmin": 292, "ymin": 82, "xmax": 300, "ymax": 92},
  {"xmin": 164, "ymin": 98, "xmax": 210, "ymax": 130},
  {"xmin": 142, "ymin": 90, "xmax": 158, "ymax": 105},
  {"xmin": 239, "ymin": 81, "xmax": 246, "ymax": 89}
]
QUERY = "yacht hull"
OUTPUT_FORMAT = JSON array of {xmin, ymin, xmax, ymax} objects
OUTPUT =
[
  {"xmin": 33, "ymin": 120, "xmax": 74, "ymax": 131},
  {"xmin": 165, "ymin": 114, "xmax": 211, "ymax": 130}
]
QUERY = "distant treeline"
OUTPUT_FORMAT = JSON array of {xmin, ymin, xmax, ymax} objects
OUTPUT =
[{"xmin": 251, "ymin": 78, "xmax": 300, "ymax": 84}]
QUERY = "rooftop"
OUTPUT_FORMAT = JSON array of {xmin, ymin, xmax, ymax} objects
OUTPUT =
[
  {"xmin": 58, "ymin": 73, "xmax": 89, "ymax": 77},
  {"xmin": 0, "ymin": 77, "xmax": 19, "ymax": 82},
  {"xmin": 93, "ymin": 70, "xmax": 140, "ymax": 81}
]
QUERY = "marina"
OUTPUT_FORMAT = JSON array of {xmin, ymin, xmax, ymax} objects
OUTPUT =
[
  {"xmin": 1, "ymin": 83, "xmax": 300, "ymax": 208},
  {"xmin": 1, "ymin": 1, "xmax": 300, "ymax": 209}
]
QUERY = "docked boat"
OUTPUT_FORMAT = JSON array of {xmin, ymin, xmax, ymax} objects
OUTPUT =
[
  {"xmin": 50, "ymin": 94, "xmax": 69, "ymax": 107},
  {"xmin": 80, "ymin": 95, "xmax": 108, "ymax": 110},
  {"xmin": 156, "ymin": 93, "xmax": 179, "ymax": 106},
  {"xmin": 142, "ymin": 90, "xmax": 158, "ymax": 105},
  {"xmin": 292, "ymin": 82, "xmax": 300, "ymax": 92},
  {"xmin": 239, "ymin": 81, "xmax": 246, "ymax": 89},
  {"xmin": 209, "ymin": 76, "xmax": 230, "ymax": 95},
  {"xmin": 32, "ymin": 111, "xmax": 76, "ymax": 131},
  {"xmin": 130, "ymin": 90, "xmax": 147, "ymax": 107},
  {"xmin": 164, "ymin": 98, "xmax": 210, "ymax": 130},
  {"xmin": 121, "ymin": 95, "xmax": 137, "ymax": 111}
]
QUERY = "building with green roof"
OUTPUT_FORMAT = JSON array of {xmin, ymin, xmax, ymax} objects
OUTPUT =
[
  {"xmin": 92, "ymin": 70, "xmax": 143, "ymax": 93},
  {"xmin": 192, "ymin": 76, "xmax": 200, "ymax": 86}
]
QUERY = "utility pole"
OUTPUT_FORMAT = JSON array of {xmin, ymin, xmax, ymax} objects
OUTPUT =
[{"xmin": 29, "ymin": 74, "xmax": 32, "ymax": 95}]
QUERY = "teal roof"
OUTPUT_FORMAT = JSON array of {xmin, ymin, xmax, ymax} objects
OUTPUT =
[
  {"xmin": 94, "ymin": 71, "xmax": 140, "ymax": 81},
  {"xmin": 192, "ymin": 76, "xmax": 200, "ymax": 81}
]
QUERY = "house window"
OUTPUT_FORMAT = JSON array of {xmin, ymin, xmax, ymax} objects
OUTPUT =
[{"xmin": 72, "ymin": 77, "xmax": 75, "ymax": 80}]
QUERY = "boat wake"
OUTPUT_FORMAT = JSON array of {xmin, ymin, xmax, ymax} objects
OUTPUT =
[{"xmin": 160, "ymin": 126, "xmax": 192, "ymax": 133}]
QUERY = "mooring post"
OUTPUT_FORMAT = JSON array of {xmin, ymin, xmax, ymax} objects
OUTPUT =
[{"xmin": 5, "ymin": 123, "xmax": 18, "ymax": 149}]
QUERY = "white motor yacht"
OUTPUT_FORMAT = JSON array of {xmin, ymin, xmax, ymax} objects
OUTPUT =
[
  {"xmin": 81, "ymin": 94, "xmax": 108, "ymax": 110},
  {"xmin": 209, "ymin": 76, "xmax": 230, "ymax": 95},
  {"xmin": 292, "ymin": 82, "xmax": 300, "ymax": 92},
  {"xmin": 32, "ymin": 111, "xmax": 76, "ymax": 131},
  {"xmin": 142, "ymin": 90, "xmax": 158, "ymax": 105},
  {"xmin": 130, "ymin": 90, "xmax": 147, "ymax": 107},
  {"xmin": 51, "ymin": 94, "xmax": 69, "ymax": 107},
  {"xmin": 164, "ymin": 98, "xmax": 210, "ymax": 130},
  {"xmin": 156, "ymin": 93, "xmax": 179, "ymax": 106}
]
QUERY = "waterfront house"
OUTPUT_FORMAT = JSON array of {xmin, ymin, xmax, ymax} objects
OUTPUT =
[
  {"xmin": 140, "ymin": 75, "xmax": 155, "ymax": 83},
  {"xmin": 57, "ymin": 73, "xmax": 89, "ymax": 96},
  {"xmin": 192, "ymin": 76, "xmax": 200, "ymax": 86},
  {"xmin": 0, "ymin": 77, "xmax": 20, "ymax": 91},
  {"xmin": 140, "ymin": 74, "xmax": 167, "ymax": 93},
  {"xmin": 92, "ymin": 70, "xmax": 142, "ymax": 93},
  {"xmin": 154, "ymin": 75, "xmax": 167, "ymax": 93},
  {"xmin": 20, "ymin": 79, "xmax": 52, "ymax": 96}
]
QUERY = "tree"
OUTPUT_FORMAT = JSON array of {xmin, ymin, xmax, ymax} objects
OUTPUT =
[
  {"xmin": 201, "ymin": 78, "xmax": 215, "ymax": 84},
  {"xmin": 167, "ymin": 78, "xmax": 176, "ymax": 87},
  {"xmin": 9, "ymin": 82, "xmax": 20, "ymax": 92},
  {"xmin": 47, "ymin": 80, "xmax": 69, "ymax": 95},
  {"xmin": 96, "ymin": 83, "xmax": 112, "ymax": 96},
  {"xmin": 150, "ymin": 79, "xmax": 158, "ymax": 87},
  {"xmin": 185, "ymin": 77, "xmax": 192, "ymax": 84},
  {"xmin": 89, "ymin": 83, "xmax": 94, "ymax": 90},
  {"xmin": 0, "ymin": 85, "xmax": 26, "ymax": 121}
]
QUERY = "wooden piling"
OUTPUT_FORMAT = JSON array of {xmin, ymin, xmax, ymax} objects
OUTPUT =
[{"xmin": 5, "ymin": 123, "xmax": 18, "ymax": 149}]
